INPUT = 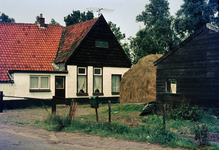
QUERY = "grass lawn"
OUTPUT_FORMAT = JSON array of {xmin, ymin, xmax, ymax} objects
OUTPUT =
[
  {"xmin": 30, "ymin": 103, "xmax": 219, "ymax": 149},
  {"xmin": 1, "ymin": 102, "xmax": 219, "ymax": 149}
]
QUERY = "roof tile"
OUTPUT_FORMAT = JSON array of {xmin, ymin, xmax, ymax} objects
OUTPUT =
[{"xmin": 0, "ymin": 23, "xmax": 63, "ymax": 81}]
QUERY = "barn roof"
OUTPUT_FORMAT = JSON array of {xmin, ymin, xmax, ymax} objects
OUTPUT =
[
  {"xmin": 0, "ymin": 16, "xmax": 100, "ymax": 82},
  {"xmin": 154, "ymin": 23, "xmax": 219, "ymax": 66}
]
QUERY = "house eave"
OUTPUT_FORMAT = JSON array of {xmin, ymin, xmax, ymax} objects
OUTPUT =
[{"xmin": 8, "ymin": 70, "xmax": 68, "ymax": 74}]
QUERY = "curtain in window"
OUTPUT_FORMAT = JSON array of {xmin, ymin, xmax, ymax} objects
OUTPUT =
[
  {"xmin": 41, "ymin": 77, "xmax": 49, "ymax": 88},
  {"xmin": 30, "ymin": 77, "xmax": 38, "ymax": 88},
  {"xmin": 171, "ymin": 82, "xmax": 177, "ymax": 93},
  {"xmin": 112, "ymin": 75, "xmax": 120, "ymax": 92},
  {"xmin": 94, "ymin": 76, "xmax": 102, "ymax": 93},
  {"xmin": 78, "ymin": 76, "xmax": 86, "ymax": 93}
]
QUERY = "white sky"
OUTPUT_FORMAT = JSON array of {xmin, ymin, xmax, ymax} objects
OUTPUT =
[{"xmin": 0, "ymin": 0, "xmax": 183, "ymax": 39}]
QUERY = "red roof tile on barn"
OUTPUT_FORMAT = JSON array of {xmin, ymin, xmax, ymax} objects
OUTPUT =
[
  {"xmin": 0, "ymin": 22, "xmax": 63, "ymax": 82},
  {"xmin": 54, "ymin": 17, "xmax": 99, "ymax": 63}
]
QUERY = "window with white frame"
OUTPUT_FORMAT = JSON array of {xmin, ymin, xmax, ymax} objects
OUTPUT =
[
  {"xmin": 112, "ymin": 75, "xmax": 121, "ymax": 94},
  {"xmin": 30, "ymin": 76, "xmax": 50, "ymax": 90},
  {"xmin": 93, "ymin": 68, "xmax": 102, "ymax": 94},
  {"xmin": 77, "ymin": 67, "xmax": 87, "ymax": 94},
  {"xmin": 166, "ymin": 79, "xmax": 177, "ymax": 94}
]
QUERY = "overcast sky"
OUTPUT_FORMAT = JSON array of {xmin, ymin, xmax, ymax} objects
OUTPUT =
[{"xmin": 0, "ymin": 0, "xmax": 183, "ymax": 39}]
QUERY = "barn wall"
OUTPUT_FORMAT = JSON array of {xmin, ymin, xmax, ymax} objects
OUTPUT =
[
  {"xmin": 67, "ymin": 16, "xmax": 131, "ymax": 68},
  {"xmin": 156, "ymin": 28, "xmax": 219, "ymax": 108}
]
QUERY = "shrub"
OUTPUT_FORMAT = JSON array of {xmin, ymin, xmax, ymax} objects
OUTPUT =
[
  {"xmin": 194, "ymin": 124, "xmax": 210, "ymax": 146},
  {"xmin": 43, "ymin": 114, "xmax": 71, "ymax": 131}
]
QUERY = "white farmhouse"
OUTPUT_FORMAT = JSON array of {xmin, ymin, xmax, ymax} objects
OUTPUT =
[{"xmin": 0, "ymin": 14, "xmax": 131, "ymax": 103}]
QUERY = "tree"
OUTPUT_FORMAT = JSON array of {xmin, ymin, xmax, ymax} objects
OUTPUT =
[
  {"xmin": 174, "ymin": 0, "xmax": 215, "ymax": 39},
  {"xmin": 108, "ymin": 21, "xmax": 125, "ymax": 42},
  {"xmin": 34, "ymin": 15, "xmax": 40, "ymax": 24},
  {"xmin": 64, "ymin": 10, "xmax": 94, "ymax": 26},
  {"xmin": 108, "ymin": 21, "xmax": 132, "ymax": 61},
  {"xmin": 0, "ymin": 12, "xmax": 15, "ymax": 23},
  {"xmin": 209, "ymin": 0, "xmax": 219, "ymax": 26},
  {"xmin": 49, "ymin": 18, "xmax": 60, "ymax": 25},
  {"xmin": 130, "ymin": 0, "xmax": 178, "ymax": 64}
]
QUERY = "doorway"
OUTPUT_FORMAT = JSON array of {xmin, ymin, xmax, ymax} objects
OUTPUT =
[{"xmin": 55, "ymin": 76, "xmax": 65, "ymax": 98}]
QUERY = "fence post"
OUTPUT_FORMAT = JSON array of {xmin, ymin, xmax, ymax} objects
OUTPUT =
[
  {"xmin": 163, "ymin": 104, "xmax": 166, "ymax": 128},
  {"xmin": 0, "ymin": 91, "xmax": 3, "ymax": 113},
  {"xmin": 108, "ymin": 100, "xmax": 111, "ymax": 123},
  {"xmin": 69, "ymin": 99, "xmax": 77, "ymax": 122},
  {"xmin": 95, "ymin": 108, "xmax": 99, "ymax": 122},
  {"xmin": 52, "ymin": 96, "xmax": 56, "ymax": 115}
]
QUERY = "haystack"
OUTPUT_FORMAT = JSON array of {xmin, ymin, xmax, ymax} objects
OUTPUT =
[{"xmin": 120, "ymin": 54, "xmax": 163, "ymax": 104}]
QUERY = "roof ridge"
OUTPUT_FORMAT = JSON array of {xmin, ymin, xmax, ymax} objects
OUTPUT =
[
  {"xmin": 64, "ymin": 17, "xmax": 99, "ymax": 28},
  {"xmin": 0, "ymin": 22, "xmax": 64, "ymax": 27}
]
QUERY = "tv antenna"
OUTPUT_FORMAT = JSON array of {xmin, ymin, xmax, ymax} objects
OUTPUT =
[{"xmin": 86, "ymin": 7, "xmax": 114, "ymax": 16}]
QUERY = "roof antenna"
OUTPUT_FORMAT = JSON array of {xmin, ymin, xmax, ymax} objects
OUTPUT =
[{"xmin": 86, "ymin": 7, "xmax": 114, "ymax": 16}]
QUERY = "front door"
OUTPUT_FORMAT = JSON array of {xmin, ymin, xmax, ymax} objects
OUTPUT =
[{"xmin": 55, "ymin": 76, "xmax": 65, "ymax": 98}]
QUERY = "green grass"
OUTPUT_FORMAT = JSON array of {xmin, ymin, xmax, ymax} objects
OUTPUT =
[
  {"xmin": 105, "ymin": 104, "xmax": 144, "ymax": 113},
  {"xmin": 34, "ymin": 104, "xmax": 219, "ymax": 149}
]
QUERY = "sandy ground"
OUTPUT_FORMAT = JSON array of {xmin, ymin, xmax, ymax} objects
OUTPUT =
[{"xmin": 0, "ymin": 105, "xmax": 187, "ymax": 150}]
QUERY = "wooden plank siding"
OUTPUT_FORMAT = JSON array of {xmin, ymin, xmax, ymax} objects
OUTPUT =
[
  {"xmin": 67, "ymin": 17, "xmax": 131, "ymax": 67},
  {"xmin": 155, "ymin": 26, "xmax": 219, "ymax": 110}
]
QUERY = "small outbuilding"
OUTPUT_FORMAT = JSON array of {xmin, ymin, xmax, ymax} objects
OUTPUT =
[
  {"xmin": 154, "ymin": 23, "xmax": 219, "ymax": 113},
  {"xmin": 120, "ymin": 54, "xmax": 163, "ymax": 104}
]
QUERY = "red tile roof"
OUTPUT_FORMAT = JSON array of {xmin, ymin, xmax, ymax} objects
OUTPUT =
[
  {"xmin": 0, "ymin": 17, "xmax": 100, "ymax": 82},
  {"xmin": 0, "ymin": 23, "xmax": 63, "ymax": 82},
  {"xmin": 55, "ymin": 18, "xmax": 98, "ymax": 63}
]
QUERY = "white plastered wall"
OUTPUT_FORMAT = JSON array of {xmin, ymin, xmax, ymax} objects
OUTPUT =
[
  {"xmin": 1, "ymin": 72, "xmax": 66, "ymax": 100},
  {"xmin": 65, "ymin": 65, "xmax": 77, "ymax": 98},
  {"xmin": 102, "ymin": 67, "xmax": 129, "ymax": 97},
  {"xmin": 66, "ymin": 65, "xmax": 129, "ymax": 98},
  {"xmin": 0, "ymin": 66, "xmax": 129, "ymax": 100}
]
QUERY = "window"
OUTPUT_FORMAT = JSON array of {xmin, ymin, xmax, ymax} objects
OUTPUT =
[
  {"xmin": 78, "ymin": 67, "xmax": 86, "ymax": 75},
  {"xmin": 112, "ymin": 75, "xmax": 121, "ymax": 95},
  {"xmin": 55, "ymin": 77, "xmax": 64, "ymax": 89},
  {"xmin": 95, "ymin": 41, "xmax": 108, "ymax": 48},
  {"xmin": 166, "ymin": 80, "xmax": 177, "ymax": 94},
  {"xmin": 77, "ymin": 67, "xmax": 88, "ymax": 96},
  {"xmin": 93, "ymin": 68, "xmax": 103, "ymax": 95},
  {"xmin": 30, "ymin": 76, "xmax": 50, "ymax": 92}
]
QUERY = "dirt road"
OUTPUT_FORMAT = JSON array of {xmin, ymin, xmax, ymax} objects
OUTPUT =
[{"xmin": 0, "ymin": 124, "xmax": 184, "ymax": 150}]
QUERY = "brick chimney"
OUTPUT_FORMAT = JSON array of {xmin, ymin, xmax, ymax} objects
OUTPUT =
[{"xmin": 38, "ymin": 14, "xmax": 45, "ymax": 28}]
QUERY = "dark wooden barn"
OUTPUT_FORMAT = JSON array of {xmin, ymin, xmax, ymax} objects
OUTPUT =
[{"xmin": 154, "ymin": 23, "xmax": 219, "ymax": 113}]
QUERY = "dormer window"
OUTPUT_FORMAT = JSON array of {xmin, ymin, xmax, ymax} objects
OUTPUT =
[{"xmin": 95, "ymin": 41, "xmax": 108, "ymax": 48}]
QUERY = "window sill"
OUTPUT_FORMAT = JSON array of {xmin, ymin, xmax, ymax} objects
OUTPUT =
[
  {"xmin": 77, "ymin": 93, "xmax": 88, "ymax": 96},
  {"xmin": 112, "ymin": 92, "xmax": 119, "ymax": 95},
  {"xmin": 93, "ymin": 93, "xmax": 104, "ymax": 96},
  {"xmin": 29, "ymin": 89, "xmax": 51, "ymax": 92}
]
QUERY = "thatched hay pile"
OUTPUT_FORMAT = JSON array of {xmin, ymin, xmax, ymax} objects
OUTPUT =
[{"xmin": 120, "ymin": 54, "xmax": 163, "ymax": 104}]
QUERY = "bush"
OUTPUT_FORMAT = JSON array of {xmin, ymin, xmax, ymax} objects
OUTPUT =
[
  {"xmin": 166, "ymin": 98, "xmax": 217, "ymax": 123},
  {"xmin": 43, "ymin": 114, "xmax": 71, "ymax": 131}
]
